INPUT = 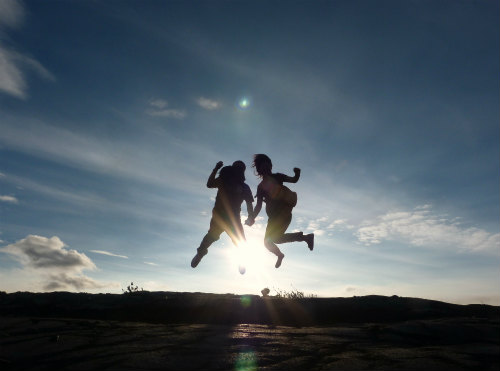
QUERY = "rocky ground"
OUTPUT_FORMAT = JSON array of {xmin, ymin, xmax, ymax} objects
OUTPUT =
[{"xmin": 0, "ymin": 292, "xmax": 498, "ymax": 370}]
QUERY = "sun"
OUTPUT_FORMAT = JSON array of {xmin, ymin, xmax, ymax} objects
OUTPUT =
[{"xmin": 226, "ymin": 228, "xmax": 271, "ymax": 276}]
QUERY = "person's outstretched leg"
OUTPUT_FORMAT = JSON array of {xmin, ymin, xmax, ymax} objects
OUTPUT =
[
  {"xmin": 264, "ymin": 237, "xmax": 285, "ymax": 268},
  {"xmin": 191, "ymin": 234, "xmax": 213, "ymax": 268},
  {"xmin": 191, "ymin": 218, "xmax": 222, "ymax": 268},
  {"xmin": 264, "ymin": 211, "xmax": 291, "ymax": 268},
  {"xmin": 275, "ymin": 231, "xmax": 314, "ymax": 250},
  {"xmin": 304, "ymin": 233, "xmax": 314, "ymax": 251}
]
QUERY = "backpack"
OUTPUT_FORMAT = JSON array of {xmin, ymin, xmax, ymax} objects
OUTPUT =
[
  {"xmin": 272, "ymin": 184, "xmax": 297, "ymax": 208},
  {"xmin": 264, "ymin": 176, "xmax": 297, "ymax": 208}
]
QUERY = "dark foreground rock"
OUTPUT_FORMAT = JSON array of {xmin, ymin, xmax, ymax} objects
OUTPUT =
[{"xmin": 0, "ymin": 292, "xmax": 498, "ymax": 370}]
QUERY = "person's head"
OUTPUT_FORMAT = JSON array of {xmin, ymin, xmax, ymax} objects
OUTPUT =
[
  {"xmin": 252, "ymin": 154, "xmax": 272, "ymax": 177},
  {"xmin": 232, "ymin": 160, "xmax": 246, "ymax": 182}
]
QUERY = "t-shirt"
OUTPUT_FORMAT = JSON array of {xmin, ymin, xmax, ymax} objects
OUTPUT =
[
  {"xmin": 213, "ymin": 179, "xmax": 254, "ymax": 217},
  {"xmin": 256, "ymin": 173, "xmax": 286, "ymax": 201},
  {"xmin": 256, "ymin": 173, "xmax": 287, "ymax": 216}
]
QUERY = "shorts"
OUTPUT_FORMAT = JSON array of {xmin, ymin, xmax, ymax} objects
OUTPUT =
[{"xmin": 265, "ymin": 208, "xmax": 293, "ymax": 241}]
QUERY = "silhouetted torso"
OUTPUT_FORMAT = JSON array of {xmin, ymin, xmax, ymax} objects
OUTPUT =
[
  {"xmin": 256, "ymin": 173, "xmax": 287, "ymax": 216},
  {"xmin": 214, "ymin": 167, "xmax": 253, "ymax": 219}
]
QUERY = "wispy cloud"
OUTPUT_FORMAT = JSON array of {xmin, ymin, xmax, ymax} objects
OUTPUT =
[
  {"xmin": 196, "ymin": 97, "xmax": 222, "ymax": 110},
  {"xmin": 306, "ymin": 216, "xmax": 329, "ymax": 236},
  {"xmin": 90, "ymin": 250, "xmax": 128, "ymax": 259},
  {"xmin": 0, "ymin": 235, "xmax": 108, "ymax": 291},
  {"xmin": 327, "ymin": 219, "xmax": 355, "ymax": 231},
  {"xmin": 0, "ymin": 0, "xmax": 24, "ymax": 29},
  {"xmin": 356, "ymin": 205, "xmax": 500, "ymax": 253},
  {"xmin": 148, "ymin": 98, "xmax": 168, "ymax": 109},
  {"xmin": 0, "ymin": 1, "xmax": 54, "ymax": 99},
  {"xmin": 145, "ymin": 99, "xmax": 186, "ymax": 119},
  {"xmin": 0, "ymin": 195, "xmax": 18, "ymax": 203},
  {"xmin": 0, "ymin": 117, "xmax": 218, "ymax": 196}
]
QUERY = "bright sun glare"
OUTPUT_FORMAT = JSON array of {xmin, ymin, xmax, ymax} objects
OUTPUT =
[{"xmin": 224, "ymin": 224, "xmax": 271, "ymax": 277}]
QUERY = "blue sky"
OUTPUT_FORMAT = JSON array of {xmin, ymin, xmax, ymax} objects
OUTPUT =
[{"xmin": 0, "ymin": 0, "xmax": 498, "ymax": 305}]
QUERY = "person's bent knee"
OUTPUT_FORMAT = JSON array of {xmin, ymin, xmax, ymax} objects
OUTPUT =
[
  {"xmin": 264, "ymin": 238, "xmax": 275, "ymax": 251},
  {"xmin": 206, "ymin": 231, "xmax": 221, "ymax": 242}
]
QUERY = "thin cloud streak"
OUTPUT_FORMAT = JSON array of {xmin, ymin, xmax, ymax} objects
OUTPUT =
[
  {"xmin": 0, "ymin": 116, "xmax": 219, "ymax": 196},
  {"xmin": 0, "ymin": 172, "xmax": 201, "ymax": 230},
  {"xmin": 90, "ymin": 250, "xmax": 128, "ymax": 259},
  {"xmin": 146, "ymin": 108, "xmax": 186, "ymax": 119}
]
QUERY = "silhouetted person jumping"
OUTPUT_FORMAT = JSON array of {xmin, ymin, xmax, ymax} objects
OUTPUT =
[
  {"xmin": 191, "ymin": 160, "xmax": 254, "ymax": 268},
  {"xmin": 246, "ymin": 154, "xmax": 314, "ymax": 268}
]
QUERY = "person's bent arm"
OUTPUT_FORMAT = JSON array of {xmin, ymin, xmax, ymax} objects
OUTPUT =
[
  {"xmin": 283, "ymin": 167, "xmax": 301, "ymax": 183},
  {"xmin": 207, "ymin": 161, "xmax": 223, "ymax": 188}
]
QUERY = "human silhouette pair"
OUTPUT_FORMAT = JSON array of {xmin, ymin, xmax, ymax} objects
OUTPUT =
[{"xmin": 191, "ymin": 155, "xmax": 314, "ymax": 271}]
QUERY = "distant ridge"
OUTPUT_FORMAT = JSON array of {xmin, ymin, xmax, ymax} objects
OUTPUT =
[{"xmin": 1, "ymin": 291, "xmax": 498, "ymax": 326}]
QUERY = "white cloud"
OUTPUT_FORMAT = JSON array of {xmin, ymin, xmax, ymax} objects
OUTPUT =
[
  {"xmin": 0, "ymin": 46, "xmax": 27, "ymax": 98},
  {"xmin": 43, "ymin": 272, "xmax": 105, "ymax": 291},
  {"xmin": 327, "ymin": 219, "xmax": 354, "ymax": 231},
  {"xmin": 305, "ymin": 216, "xmax": 334, "ymax": 236},
  {"xmin": 355, "ymin": 206, "xmax": 500, "ymax": 253},
  {"xmin": 90, "ymin": 250, "xmax": 128, "ymax": 259},
  {"xmin": 0, "ymin": 235, "xmax": 108, "ymax": 291},
  {"xmin": 1, "ymin": 235, "xmax": 95, "ymax": 269},
  {"xmin": 196, "ymin": 97, "xmax": 221, "ymax": 110},
  {"xmin": 0, "ymin": 195, "xmax": 18, "ymax": 203}
]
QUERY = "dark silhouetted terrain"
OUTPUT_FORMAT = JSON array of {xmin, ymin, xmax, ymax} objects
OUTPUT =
[
  {"xmin": 0, "ymin": 291, "xmax": 498, "ymax": 325},
  {"xmin": 1, "ymin": 292, "xmax": 498, "ymax": 370}
]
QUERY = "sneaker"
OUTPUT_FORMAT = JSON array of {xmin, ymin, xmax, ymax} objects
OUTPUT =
[
  {"xmin": 275, "ymin": 252, "xmax": 285, "ymax": 268},
  {"xmin": 305, "ymin": 233, "xmax": 314, "ymax": 251},
  {"xmin": 191, "ymin": 250, "xmax": 207, "ymax": 268}
]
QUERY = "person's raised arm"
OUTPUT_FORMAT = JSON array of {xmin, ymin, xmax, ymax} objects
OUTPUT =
[
  {"xmin": 207, "ymin": 161, "xmax": 223, "ymax": 188},
  {"xmin": 282, "ymin": 167, "xmax": 301, "ymax": 183}
]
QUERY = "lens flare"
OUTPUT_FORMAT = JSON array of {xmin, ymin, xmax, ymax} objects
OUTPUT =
[
  {"xmin": 237, "ymin": 96, "xmax": 251, "ymax": 110},
  {"xmin": 235, "ymin": 350, "xmax": 257, "ymax": 371},
  {"xmin": 240, "ymin": 295, "xmax": 252, "ymax": 308}
]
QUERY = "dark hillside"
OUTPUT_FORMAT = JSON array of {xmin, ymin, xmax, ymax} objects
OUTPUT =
[{"xmin": 1, "ymin": 291, "xmax": 498, "ymax": 326}]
